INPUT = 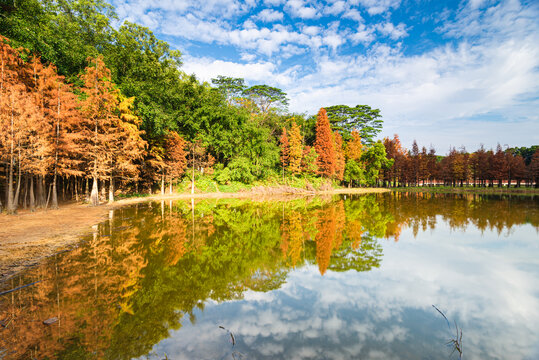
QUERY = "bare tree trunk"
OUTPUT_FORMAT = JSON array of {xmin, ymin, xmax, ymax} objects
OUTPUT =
[
  {"xmin": 75, "ymin": 176, "xmax": 79, "ymax": 202},
  {"xmin": 161, "ymin": 173, "xmax": 165, "ymax": 195},
  {"xmin": 38, "ymin": 175, "xmax": 46, "ymax": 207},
  {"xmin": 169, "ymin": 176, "xmax": 173, "ymax": 194},
  {"xmin": 108, "ymin": 175, "xmax": 114, "ymax": 203},
  {"xmin": 90, "ymin": 175, "xmax": 99, "ymax": 206},
  {"xmin": 7, "ymin": 101, "xmax": 15, "ymax": 213},
  {"xmin": 29, "ymin": 175, "xmax": 35, "ymax": 211},
  {"xmin": 85, "ymin": 177, "xmax": 89, "ymax": 201},
  {"xmin": 51, "ymin": 170, "xmax": 58, "ymax": 209},
  {"xmin": 100, "ymin": 178, "xmax": 106, "ymax": 201},
  {"xmin": 23, "ymin": 173, "xmax": 28, "ymax": 209},
  {"xmin": 13, "ymin": 150, "xmax": 22, "ymax": 211},
  {"xmin": 45, "ymin": 183, "xmax": 52, "ymax": 209}
]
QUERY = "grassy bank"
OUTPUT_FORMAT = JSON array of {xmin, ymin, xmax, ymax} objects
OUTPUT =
[{"xmin": 392, "ymin": 186, "xmax": 539, "ymax": 196}]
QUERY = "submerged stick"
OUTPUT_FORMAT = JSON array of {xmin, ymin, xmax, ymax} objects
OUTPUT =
[
  {"xmin": 432, "ymin": 304, "xmax": 450, "ymax": 329},
  {"xmin": 219, "ymin": 325, "xmax": 236, "ymax": 346},
  {"xmin": 0, "ymin": 281, "xmax": 41, "ymax": 296}
]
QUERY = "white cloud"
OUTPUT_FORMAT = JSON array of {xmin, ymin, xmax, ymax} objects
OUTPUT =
[
  {"xmin": 324, "ymin": 0, "xmax": 347, "ymax": 16},
  {"xmin": 264, "ymin": 0, "xmax": 284, "ymax": 6},
  {"xmin": 342, "ymin": 8, "xmax": 364, "ymax": 22},
  {"xmin": 182, "ymin": 56, "xmax": 281, "ymax": 84},
  {"xmin": 255, "ymin": 9, "xmax": 284, "ymax": 22},
  {"xmin": 356, "ymin": 0, "xmax": 402, "ymax": 15},
  {"xmin": 376, "ymin": 22, "xmax": 408, "ymax": 40},
  {"xmin": 302, "ymin": 25, "xmax": 321, "ymax": 36},
  {"xmin": 285, "ymin": 0, "xmax": 321, "ymax": 19},
  {"xmin": 349, "ymin": 23, "xmax": 376, "ymax": 44}
]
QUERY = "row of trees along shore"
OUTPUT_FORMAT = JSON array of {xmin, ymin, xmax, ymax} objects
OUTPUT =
[
  {"xmin": 0, "ymin": 1, "xmax": 537, "ymax": 214},
  {"xmin": 382, "ymin": 136, "xmax": 539, "ymax": 188}
]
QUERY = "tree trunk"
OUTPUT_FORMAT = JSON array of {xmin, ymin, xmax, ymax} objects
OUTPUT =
[
  {"xmin": 161, "ymin": 173, "xmax": 165, "ymax": 195},
  {"xmin": 39, "ymin": 175, "xmax": 46, "ymax": 207},
  {"xmin": 169, "ymin": 177, "xmax": 173, "ymax": 194},
  {"xmin": 85, "ymin": 177, "xmax": 89, "ymax": 201},
  {"xmin": 74, "ymin": 176, "xmax": 79, "ymax": 202},
  {"xmin": 7, "ymin": 153, "xmax": 14, "ymax": 213},
  {"xmin": 23, "ymin": 174, "xmax": 28, "ymax": 209},
  {"xmin": 100, "ymin": 179, "xmax": 106, "ymax": 200},
  {"xmin": 12, "ymin": 151, "xmax": 22, "ymax": 211},
  {"xmin": 108, "ymin": 176, "xmax": 114, "ymax": 203},
  {"xmin": 51, "ymin": 171, "xmax": 58, "ymax": 209},
  {"xmin": 90, "ymin": 176, "xmax": 99, "ymax": 206},
  {"xmin": 29, "ymin": 175, "xmax": 35, "ymax": 211}
]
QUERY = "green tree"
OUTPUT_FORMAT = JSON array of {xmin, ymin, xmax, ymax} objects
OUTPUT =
[
  {"xmin": 211, "ymin": 75, "xmax": 246, "ymax": 105},
  {"xmin": 361, "ymin": 141, "xmax": 393, "ymax": 186},
  {"xmin": 325, "ymin": 104, "xmax": 383, "ymax": 145}
]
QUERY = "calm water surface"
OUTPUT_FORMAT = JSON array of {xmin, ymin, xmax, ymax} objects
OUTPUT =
[{"xmin": 0, "ymin": 193, "xmax": 538, "ymax": 360}]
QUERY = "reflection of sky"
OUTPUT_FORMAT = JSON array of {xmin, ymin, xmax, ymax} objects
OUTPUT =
[{"xmin": 145, "ymin": 219, "xmax": 539, "ymax": 360}]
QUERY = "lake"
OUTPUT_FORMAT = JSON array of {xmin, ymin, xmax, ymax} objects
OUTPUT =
[{"xmin": 1, "ymin": 193, "xmax": 538, "ymax": 360}]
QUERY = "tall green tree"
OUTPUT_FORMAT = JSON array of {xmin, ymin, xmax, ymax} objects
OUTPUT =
[
  {"xmin": 361, "ymin": 141, "xmax": 393, "ymax": 186},
  {"xmin": 325, "ymin": 104, "xmax": 383, "ymax": 145}
]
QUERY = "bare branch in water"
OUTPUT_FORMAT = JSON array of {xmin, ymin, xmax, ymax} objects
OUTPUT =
[{"xmin": 433, "ymin": 305, "xmax": 463, "ymax": 359}]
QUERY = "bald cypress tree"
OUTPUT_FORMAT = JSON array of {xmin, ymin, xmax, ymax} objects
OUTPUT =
[{"xmin": 314, "ymin": 108, "xmax": 335, "ymax": 178}]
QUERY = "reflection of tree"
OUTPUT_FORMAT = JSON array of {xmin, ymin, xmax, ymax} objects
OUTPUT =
[{"xmin": 1, "ymin": 193, "xmax": 536, "ymax": 359}]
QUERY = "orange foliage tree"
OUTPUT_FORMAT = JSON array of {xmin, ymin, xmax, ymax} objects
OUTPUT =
[
  {"xmin": 334, "ymin": 132, "xmax": 345, "ymax": 181},
  {"xmin": 279, "ymin": 127, "xmax": 289, "ymax": 179},
  {"xmin": 164, "ymin": 131, "xmax": 187, "ymax": 194},
  {"xmin": 288, "ymin": 119, "xmax": 303, "ymax": 175},
  {"xmin": 314, "ymin": 108, "xmax": 335, "ymax": 178}
]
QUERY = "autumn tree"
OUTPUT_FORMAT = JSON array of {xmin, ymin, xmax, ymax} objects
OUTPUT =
[
  {"xmin": 0, "ymin": 37, "xmax": 37, "ymax": 213},
  {"xmin": 288, "ymin": 119, "xmax": 303, "ymax": 175},
  {"xmin": 279, "ymin": 127, "xmax": 289, "ymax": 178},
  {"xmin": 164, "ymin": 131, "xmax": 187, "ymax": 194},
  {"xmin": 382, "ymin": 134, "xmax": 406, "ymax": 187},
  {"xmin": 77, "ymin": 56, "xmax": 121, "ymax": 206},
  {"xmin": 314, "ymin": 108, "xmax": 335, "ymax": 178},
  {"xmin": 529, "ymin": 149, "xmax": 539, "ymax": 188},
  {"xmin": 107, "ymin": 95, "xmax": 146, "ymax": 202},
  {"xmin": 334, "ymin": 132, "xmax": 345, "ymax": 181},
  {"xmin": 489, "ymin": 144, "xmax": 507, "ymax": 187}
]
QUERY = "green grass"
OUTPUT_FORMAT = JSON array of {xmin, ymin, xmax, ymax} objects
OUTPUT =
[
  {"xmin": 393, "ymin": 185, "xmax": 539, "ymax": 195},
  {"xmin": 171, "ymin": 173, "xmax": 344, "ymax": 194},
  {"xmin": 115, "ymin": 192, "xmax": 152, "ymax": 199}
]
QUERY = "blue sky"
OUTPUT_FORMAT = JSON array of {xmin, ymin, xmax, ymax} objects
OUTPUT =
[{"xmin": 110, "ymin": 0, "xmax": 538, "ymax": 153}]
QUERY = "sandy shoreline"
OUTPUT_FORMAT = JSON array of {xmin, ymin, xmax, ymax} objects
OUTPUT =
[{"xmin": 0, "ymin": 188, "xmax": 389, "ymax": 282}]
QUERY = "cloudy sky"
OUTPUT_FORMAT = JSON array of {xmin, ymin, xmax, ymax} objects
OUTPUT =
[{"xmin": 110, "ymin": 0, "xmax": 539, "ymax": 152}]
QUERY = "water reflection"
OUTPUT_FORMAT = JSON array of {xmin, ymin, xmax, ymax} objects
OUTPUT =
[{"xmin": 0, "ymin": 193, "xmax": 537, "ymax": 359}]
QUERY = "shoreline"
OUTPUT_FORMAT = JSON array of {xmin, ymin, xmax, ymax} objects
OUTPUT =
[
  {"xmin": 392, "ymin": 186, "xmax": 539, "ymax": 195},
  {"xmin": 0, "ymin": 187, "xmax": 388, "ymax": 282}
]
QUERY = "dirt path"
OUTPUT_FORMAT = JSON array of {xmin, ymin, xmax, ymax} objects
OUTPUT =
[{"xmin": 0, "ymin": 188, "xmax": 389, "ymax": 282}]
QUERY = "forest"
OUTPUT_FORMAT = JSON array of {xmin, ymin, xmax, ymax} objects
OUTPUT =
[{"xmin": 0, "ymin": 0, "xmax": 538, "ymax": 214}]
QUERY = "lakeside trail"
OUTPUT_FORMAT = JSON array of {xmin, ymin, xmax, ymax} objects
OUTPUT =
[{"xmin": 0, "ymin": 187, "xmax": 389, "ymax": 282}]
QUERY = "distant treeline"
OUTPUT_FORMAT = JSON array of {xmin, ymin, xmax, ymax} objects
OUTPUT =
[{"xmin": 382, "ymin": 136, "xmax": 538, "ymax": 187}]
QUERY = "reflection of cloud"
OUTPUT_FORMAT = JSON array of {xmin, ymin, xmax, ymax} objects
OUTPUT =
[{"xmin": 152, "ymin": 221, "xmax": 539, "ymax": 360}]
